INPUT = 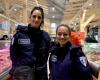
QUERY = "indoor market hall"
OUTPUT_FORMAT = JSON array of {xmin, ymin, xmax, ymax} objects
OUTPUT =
[{"xmin": 0, "ymin": 0, "xmax": 100, "ymax": 80}]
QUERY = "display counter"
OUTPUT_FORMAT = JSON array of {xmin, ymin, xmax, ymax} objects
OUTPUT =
[
  {"xmin": 83, "ymin": 43, "xmax": 100, "ymax": 79},
  {"xmin": 83, "ymin": 43, "xmax": 100, "ymax": 65},
  {"xmin": 0, "ymin": 40, "xmax": 11, "ymax": 79}
]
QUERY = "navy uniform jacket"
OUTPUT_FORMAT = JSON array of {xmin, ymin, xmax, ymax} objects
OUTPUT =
[
  {"xmin": 10, "ymin": 24, "xmax": 50, "ymax": 80},
  {"xmin": 49, "ymin": 42, "xmax": 93, "ymax": 80}
]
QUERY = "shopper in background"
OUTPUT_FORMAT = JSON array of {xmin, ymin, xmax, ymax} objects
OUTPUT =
[
  {"xmin": 85, "ymin": 34, "xmax": 98, "ymax": 43},
  {"xmin": 0, "ymin": 35, "xmax": 9, "ymax": 40},
  {"xmin": 10, "ymin": 6, "xmax": 50, "ymax": 80},
  {"xmin": 49, "ymin": 24, "xmax": 93, "ymax": 80}
]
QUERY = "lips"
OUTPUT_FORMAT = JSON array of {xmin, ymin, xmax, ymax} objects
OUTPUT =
[
  {"xmin": 34, "ymin": 21, "xmax": 39, "ymax": 24},
  {"xmin": 60, "ymin": 39, "xmax": 67, "ymax": 41},
  {"xmin": 32, "ymin": 22, "xmax": 39, "ymax": 27}
]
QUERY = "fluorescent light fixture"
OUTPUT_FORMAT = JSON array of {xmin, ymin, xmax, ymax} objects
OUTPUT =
[
  {"xmin": 14, "ymin": 9, "xmax": 17, "ymax": 11},
  {"xmin": 84, "ymin": 9, "xmax": 87, "ymax": 12},
  {"xmin": 89, "ymin": 4, "xmax": 92, "ymax": 6},
  {"xmin": 51, "ymin": 23, "xmax": 56, "ymax": 28},
  {"xmin": 52, "ymin": 16, "xmax": 55, "ymax": 18},
  {"xmin": 52, "ymin": 7, "xmax": 55, "ymax": 11}
]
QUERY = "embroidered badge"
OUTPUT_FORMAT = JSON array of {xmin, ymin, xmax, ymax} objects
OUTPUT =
[
  {"xmin": 79, "ymin": 56, "xmax": 87, "ymax": 67},
  {"xmin": 18, "ymin": 39, "xmax": 30, "ymax": 44},
  {"xmin": 51, "ymin": 55, "xmax": 57, "ymax": 62}
]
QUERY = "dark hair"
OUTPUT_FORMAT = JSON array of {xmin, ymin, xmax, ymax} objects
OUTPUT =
[
  {"xmin": 3, "ymin": 35, "xmax": 8, "ymax": 38},
  {"xmin": 56, "ymin": 24, "xmax": 71, "ymax": 36},
  {"xmin": 0, "ymin": 35, "xmax": 9, "ymax": 40},
  {"xmin": 30, "ymin": 6, "xmax": 44, "ymax": 26}
]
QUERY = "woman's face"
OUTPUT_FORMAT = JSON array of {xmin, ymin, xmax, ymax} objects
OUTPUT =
[
  {"xmin": 30, "ymin": 10, "xmax": 42, "ymax": 28},
  {"xmin": 56, "ymin": 26, "xmax": 70, "ymax": 47}
]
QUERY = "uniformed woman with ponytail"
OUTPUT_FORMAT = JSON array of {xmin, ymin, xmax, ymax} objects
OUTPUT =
[
  {"xmin": 10, "ymin": 6, "xmax": 50, "ymax": 80},
  {"xmin": 49, "ymin": 24, "xmax": 93, "ymax": 80}
]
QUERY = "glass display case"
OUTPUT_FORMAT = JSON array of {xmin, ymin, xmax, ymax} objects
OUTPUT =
[
  {"xmin": 0, "ymin": 40, "xmax": 11, "ymax": 79},
  {"xmin": 83, "ymin": 43, "xmax": 100, "ymax": 65},
  {"xmin": 83, "ymin": 43, "xmax": 100, "ymax": 80}
]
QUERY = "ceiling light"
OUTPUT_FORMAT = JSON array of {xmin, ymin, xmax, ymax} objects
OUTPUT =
[
  {"xmin": 52, "ymin": 7, "xmax": 55, "ymax": 11},
  {"xmin": 89, "ymin": 4, "xmax": 92, "ymax": 6},
  {"xmin": 52, "ymin": 16, "xmax": 55, "ymax": 18},
  {"xmin": 14, "ymin": 9, "xmax": 17, "ymax": 11},
  {"xmin": 84, "ymin": 9, "xmax": 87, "ymax": 12},
  {"xmin": 51, "ymin": 23, "xmax": 56, "ymax": 28}
]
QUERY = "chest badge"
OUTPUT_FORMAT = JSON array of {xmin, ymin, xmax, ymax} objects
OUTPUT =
[{"xmin": 18, "ymin": 39, "xmax": 30, "ymax": 44}]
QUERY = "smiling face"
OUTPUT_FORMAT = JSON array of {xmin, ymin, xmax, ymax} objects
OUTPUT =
[
  {"xmin": 56, "ymin": 25, "xmax": 71, "ymax": 47},
  {"xmin": 30, "ymin": 10, "xmax": 42, "ymax": 28}
]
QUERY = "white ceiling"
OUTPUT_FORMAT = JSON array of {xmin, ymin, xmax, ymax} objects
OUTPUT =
[{"xmin": 0, "ymin": 0, "xmax": 100, "ymax": 27}]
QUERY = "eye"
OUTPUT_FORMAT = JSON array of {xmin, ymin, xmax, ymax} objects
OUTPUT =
[
  {"xmin": 57, "ymin": 33, "xmax": 69, "ymax": 38},
  {"xmin": 32, "ymin": 15, "xmax": 42, "ymax": 19},
  {"xmin": 38, "ymin": 16, "xmax": 42, "ymax": 19},
  {"xmin": 64, "ymin": 34, "xmax": 69, "ymax": 38},
  {"xmin": 57, "ymin": 33, "xmax": 62, "ymax": 36},
  {"xmin": 32, "ymin": 15, "xmax": 36, "ymax": 18},
  {"xmin": 63, "ymin": 34, "xmax": 68, "ymax": 37}
]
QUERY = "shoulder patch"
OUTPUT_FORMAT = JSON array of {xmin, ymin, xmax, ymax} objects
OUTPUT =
[{"xmin": 79, "ymin": 56, "xmax": 87, "ymax": 67}]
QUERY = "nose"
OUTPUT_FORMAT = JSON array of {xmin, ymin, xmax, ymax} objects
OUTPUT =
[
  {"xmin": 61, "ymin": 34, "xmax": 64, "ymax": 38},
  {"xmin": 35, "ymin": 17, "xmax": 39, "ymax": 21}
]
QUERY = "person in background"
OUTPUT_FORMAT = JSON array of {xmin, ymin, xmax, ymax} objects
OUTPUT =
[
  {"xmin": 0, "ymin": 35, "xmax": 9, "ymax": 40},
  {"xmin": 10, "ymin": 6, "xmax": 50, "ymax": 80},
  {"xmin": 49, "ymin": 24, "xmax": 93, "ymax": 80},
  {"xmin": 85, "ymin": 34, "xmax": 98, "ymax": 43}
]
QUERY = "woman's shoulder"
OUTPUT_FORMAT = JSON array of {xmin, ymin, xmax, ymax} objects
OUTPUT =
[
  {"xmin": 69, "ymin": 45, "xmax": 83, "ymax": 55},
  {"xmin": 69, "ymin": 44, "xmax": 82, "ymax": 50},
  {"xmin": 42, "ymin": 30, "xmax": 50, "ymax": 37},
  {"xmin": 50, "ymin": 42, "xmax": 58, "ymax": 53},
  {"xmin": 42, "ymin": 30, "xmax": 51, "ymax": 41},
  {"xmin": 16, "ymin": 25, "xmax": 28, "ymax": 31},
  {"xmin": 14, "ymin": 25, "xmax": 28, "ymax": 37}
]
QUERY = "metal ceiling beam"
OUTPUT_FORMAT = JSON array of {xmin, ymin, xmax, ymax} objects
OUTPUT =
[
  {"xmin": 69, "ymin": 0, "xmax": 94, "ymax": 23},
  {"xmin": 47, "ymin": 0, "xmax": 64, "ymax": 14}
]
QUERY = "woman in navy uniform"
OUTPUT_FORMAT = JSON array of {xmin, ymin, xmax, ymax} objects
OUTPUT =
[
  {"xmin": 49, "ymin": 24, "xmax": 93, "ymax": 80},
  {"xmin": 10, "ymin": 6, "xmax": 50, "ymax": 80}
]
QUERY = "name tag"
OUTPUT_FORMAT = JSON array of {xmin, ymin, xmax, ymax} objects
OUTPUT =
[{"xmin": 18, "ymin": 39, "xmax": 30, "ymax": 44}]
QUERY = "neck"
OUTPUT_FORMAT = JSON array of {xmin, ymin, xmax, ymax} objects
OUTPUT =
[
  {"xmin": 60, "ymin": 44, "xmax": 64, "ymax": 47},
  {"xmin": 60, "ymin": 41, "xmax": 71, "ymax": 47},
  {"xmin": 28, "ymin": 24, "xmax": 40, "ymax": 30}
]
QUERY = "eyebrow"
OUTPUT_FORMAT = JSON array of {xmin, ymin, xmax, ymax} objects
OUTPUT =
[{"xmin": 32, "ymin": 15, "xmax": 42, "ymax": 18}]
